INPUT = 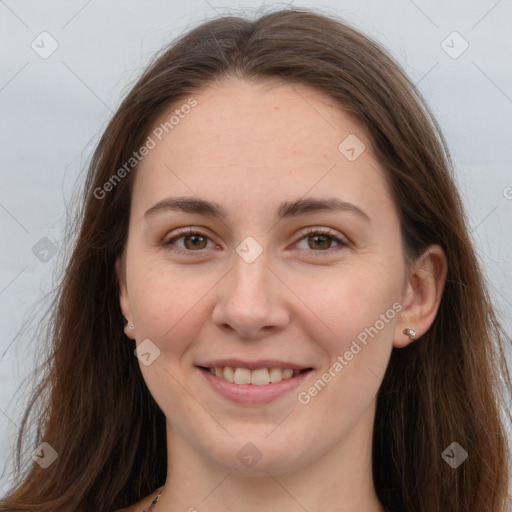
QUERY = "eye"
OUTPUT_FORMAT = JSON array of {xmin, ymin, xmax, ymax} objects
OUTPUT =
[
  {"xmin": 294, "ymin": 228, "xmax": 348, "ymax": 252},
  {"xmin": 162, "ymin": 228, "xmax": 216, "ymax": 253},
  {"xmin": 162, "ymin": 227, "xmax": 349, "ymax": 255}
]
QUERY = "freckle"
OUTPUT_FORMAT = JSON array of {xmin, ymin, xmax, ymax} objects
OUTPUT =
[{"xmin": 274, "ymin": 106, "xmax": 279, "ymax": 110}]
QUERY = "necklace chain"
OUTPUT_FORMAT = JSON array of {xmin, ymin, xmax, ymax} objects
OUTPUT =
[{"xmin": 142, "ymin": 486, "xmax": 164, "ymax": 512}]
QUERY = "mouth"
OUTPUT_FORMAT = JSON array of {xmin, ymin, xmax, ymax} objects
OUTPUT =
[
  {"xmin": 198, "ymin": 366, "xmax": 311, "ymax": 385},
  {"xmin": 196, "ymin": 361, "xmax": 314, "ymax": 404}
]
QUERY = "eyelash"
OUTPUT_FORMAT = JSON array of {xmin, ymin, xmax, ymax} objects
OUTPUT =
[{"xmin": 162, "ymin": 227, "xmax": 349, "ymax": 256}]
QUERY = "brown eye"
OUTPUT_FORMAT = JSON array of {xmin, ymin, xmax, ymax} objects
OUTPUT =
[
  {"xmin": 307, "ymin": 233, "xmax": 335, "ymax": 250},
  {"xmin": 182, "ymin": 234, "xmax": 208, "ymax": 250},
  {"xmin": 295, "ymin": 229, "xmax": 348, "ymax": 252},
  {"xmin": 163, "ymin": 229, "xmax": 214, "ymax": 252}
]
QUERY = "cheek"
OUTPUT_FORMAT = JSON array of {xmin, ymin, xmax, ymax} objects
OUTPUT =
[
  {"xmin": 127, "ymin": 262, "xmax": 212, "ymax": 350},
  {"xmin": 294, "ymin": 264, "xmax": 401, "ymax": 356},
  {"xmin": 128, "ymin": 266, "xmax": 216, "ymax": 410},
  {"xmin": 292, "ymin": 269, "xmax": 399, "ymax": 434}
]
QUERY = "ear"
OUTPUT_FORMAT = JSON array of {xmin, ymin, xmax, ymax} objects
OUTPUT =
[
  {"xmin": 116, "ymin": 256, "xmax": 136, "ymax": 340},
  {"xmin": 394, "ymin": 244, "xmax": 447, "ymax": 348}
]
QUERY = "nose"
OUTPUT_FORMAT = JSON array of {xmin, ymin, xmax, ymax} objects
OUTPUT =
[{"xmin": 211, "ymin": 248, "xmax": 290, "ymax": 340}]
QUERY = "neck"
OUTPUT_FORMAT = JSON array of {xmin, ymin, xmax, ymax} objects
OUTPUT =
[{"xmin": 157, "ymin": 403, "xmax": 384, "ymax": 511}]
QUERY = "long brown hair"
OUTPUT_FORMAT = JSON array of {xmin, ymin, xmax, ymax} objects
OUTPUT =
[{"xmin": 1, "ymin": 7, "xmax": 511, "ymax": 512}]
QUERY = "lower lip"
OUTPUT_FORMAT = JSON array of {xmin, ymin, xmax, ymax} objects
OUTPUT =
[{"xmin": 198, "ymin": 367, "xmax": 313, "ymax": 405}]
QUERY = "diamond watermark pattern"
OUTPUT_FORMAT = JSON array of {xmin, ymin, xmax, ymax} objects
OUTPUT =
[
  {"xmin": 236, "ymin": 236, "xmax": 263, "ymax": 263},
  {"xmin": 134, "ymin": 338, "xmax": 161, "ymax": 366},
  {"xmin": 441, "ymin": 31, "xmax": 469, "ymax": 59},
  {"xmin": 32, "ymin": 442, "xmax": 58, "ymax": 469},
  {"xmin": 338, "ymin": 134, "xmax": 365, "ymax": 161},
  {"xmin": 441, "ymin": 441, "xmax": 468, "ymax": 468},
  {"xmin": 237, "ymin": 442, "xmax": 262, "ymax": 468},
  {"xmin": 31, "ymin": 31, "xmax": 59, "ymax": 59},
  {"xmin": 32, "ymin": 237, "xmax": 58, "ymax": 263}
]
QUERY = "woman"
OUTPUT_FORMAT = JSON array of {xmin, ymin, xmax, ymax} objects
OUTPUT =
[{"xmin": 1, "ymin": 7, "xmax": 511, "ymax": 512}]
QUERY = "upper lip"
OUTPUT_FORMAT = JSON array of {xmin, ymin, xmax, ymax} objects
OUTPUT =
[{"xmin": 196, "ymin": 359, "xmax": 312, "ymax": 370}]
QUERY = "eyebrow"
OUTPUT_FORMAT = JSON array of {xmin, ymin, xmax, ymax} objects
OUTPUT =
[{"xmin": 144, "ymin": 196, "xmax": 371, "ymax": 223}]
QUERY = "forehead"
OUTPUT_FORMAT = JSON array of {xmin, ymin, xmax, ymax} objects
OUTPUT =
[
  {"xmin": 147, "ymin": 77, "xmax": 374, "ymax": 162},
  {"xmin": 132, "ymin": 77, "xmax": 397, "ymax": 226}
]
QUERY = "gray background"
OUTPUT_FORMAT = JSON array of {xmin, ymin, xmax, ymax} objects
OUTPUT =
[{"xmin": 1, "ymin": 0, "xmax": 511, "ymax": 494}]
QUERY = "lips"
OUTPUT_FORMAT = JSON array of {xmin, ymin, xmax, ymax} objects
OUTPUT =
[{"xmin": 196, "ymin": 359, "xmax": 313, "ymax": 404}]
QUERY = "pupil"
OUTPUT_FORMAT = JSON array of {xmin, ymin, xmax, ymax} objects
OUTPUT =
[
  {"xmin": 187, "ymin": 235, "xmax": 205, "ymax": 249},
  {"xmin": 310, "ymin": 235, "xmax": 330, "ymax": 249}
]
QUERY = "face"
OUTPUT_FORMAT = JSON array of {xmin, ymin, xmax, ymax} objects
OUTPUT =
[{"xmin": 118, "ymin": 77, "xmax": 409, "ymax": 475}]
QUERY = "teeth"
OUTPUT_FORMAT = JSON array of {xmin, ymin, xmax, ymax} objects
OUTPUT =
[
  {"xmin": 208, "ymin": 366, "xmax": 303, "ymax": 385},
  {"xmin": 251, "ymin": 368, "xmax": 269, "ymax": 386},
  {"xmin": 234, "ymin": 367, "xmax": 251, "ymax": 385},
  {"xmin": 282, "ymin": 369, "xmax": 294, "ymax": 379},
  {"xmin": 269, "ymin": 367, "xmax": 282, "ymax": 383},
  {"xmin": 224, "ymin": 366, "xmax": 235, "ymax": 383}
]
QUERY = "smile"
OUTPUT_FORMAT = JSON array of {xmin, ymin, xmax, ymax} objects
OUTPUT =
[
  {"xmin": 204, "ymin": 366, "xmax": 307, "ymax": 385},
  {"xmin": 197, "ymin": 363, "xmax": 314, "ymax": 405}
]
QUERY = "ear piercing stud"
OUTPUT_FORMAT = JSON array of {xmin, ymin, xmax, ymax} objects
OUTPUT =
[
  {"xmin": 403, "ymin": 328, "xmax": 416, "ymax": 341},
  {"xmin": 122, "ymin": 316, "xmax": 135, "ymax": 330}
]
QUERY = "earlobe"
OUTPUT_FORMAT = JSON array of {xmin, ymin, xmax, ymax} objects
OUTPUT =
[
  {"xmin": 394, "ymin": 244, "xmax": 448, "ymax": 348},
  {"xmin": 116, "ymin": 257, "xmax": 136, "ymax": 339}
]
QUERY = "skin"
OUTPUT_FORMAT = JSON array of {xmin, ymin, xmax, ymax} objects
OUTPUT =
[{"xmin": 116, "ymin": 77, "xmax": 447, "ymax": 512}]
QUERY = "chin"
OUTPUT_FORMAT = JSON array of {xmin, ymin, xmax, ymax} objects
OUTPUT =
[{"xmin": 199, "ymin": 433, "xmax": 314, "ymax": 477}]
